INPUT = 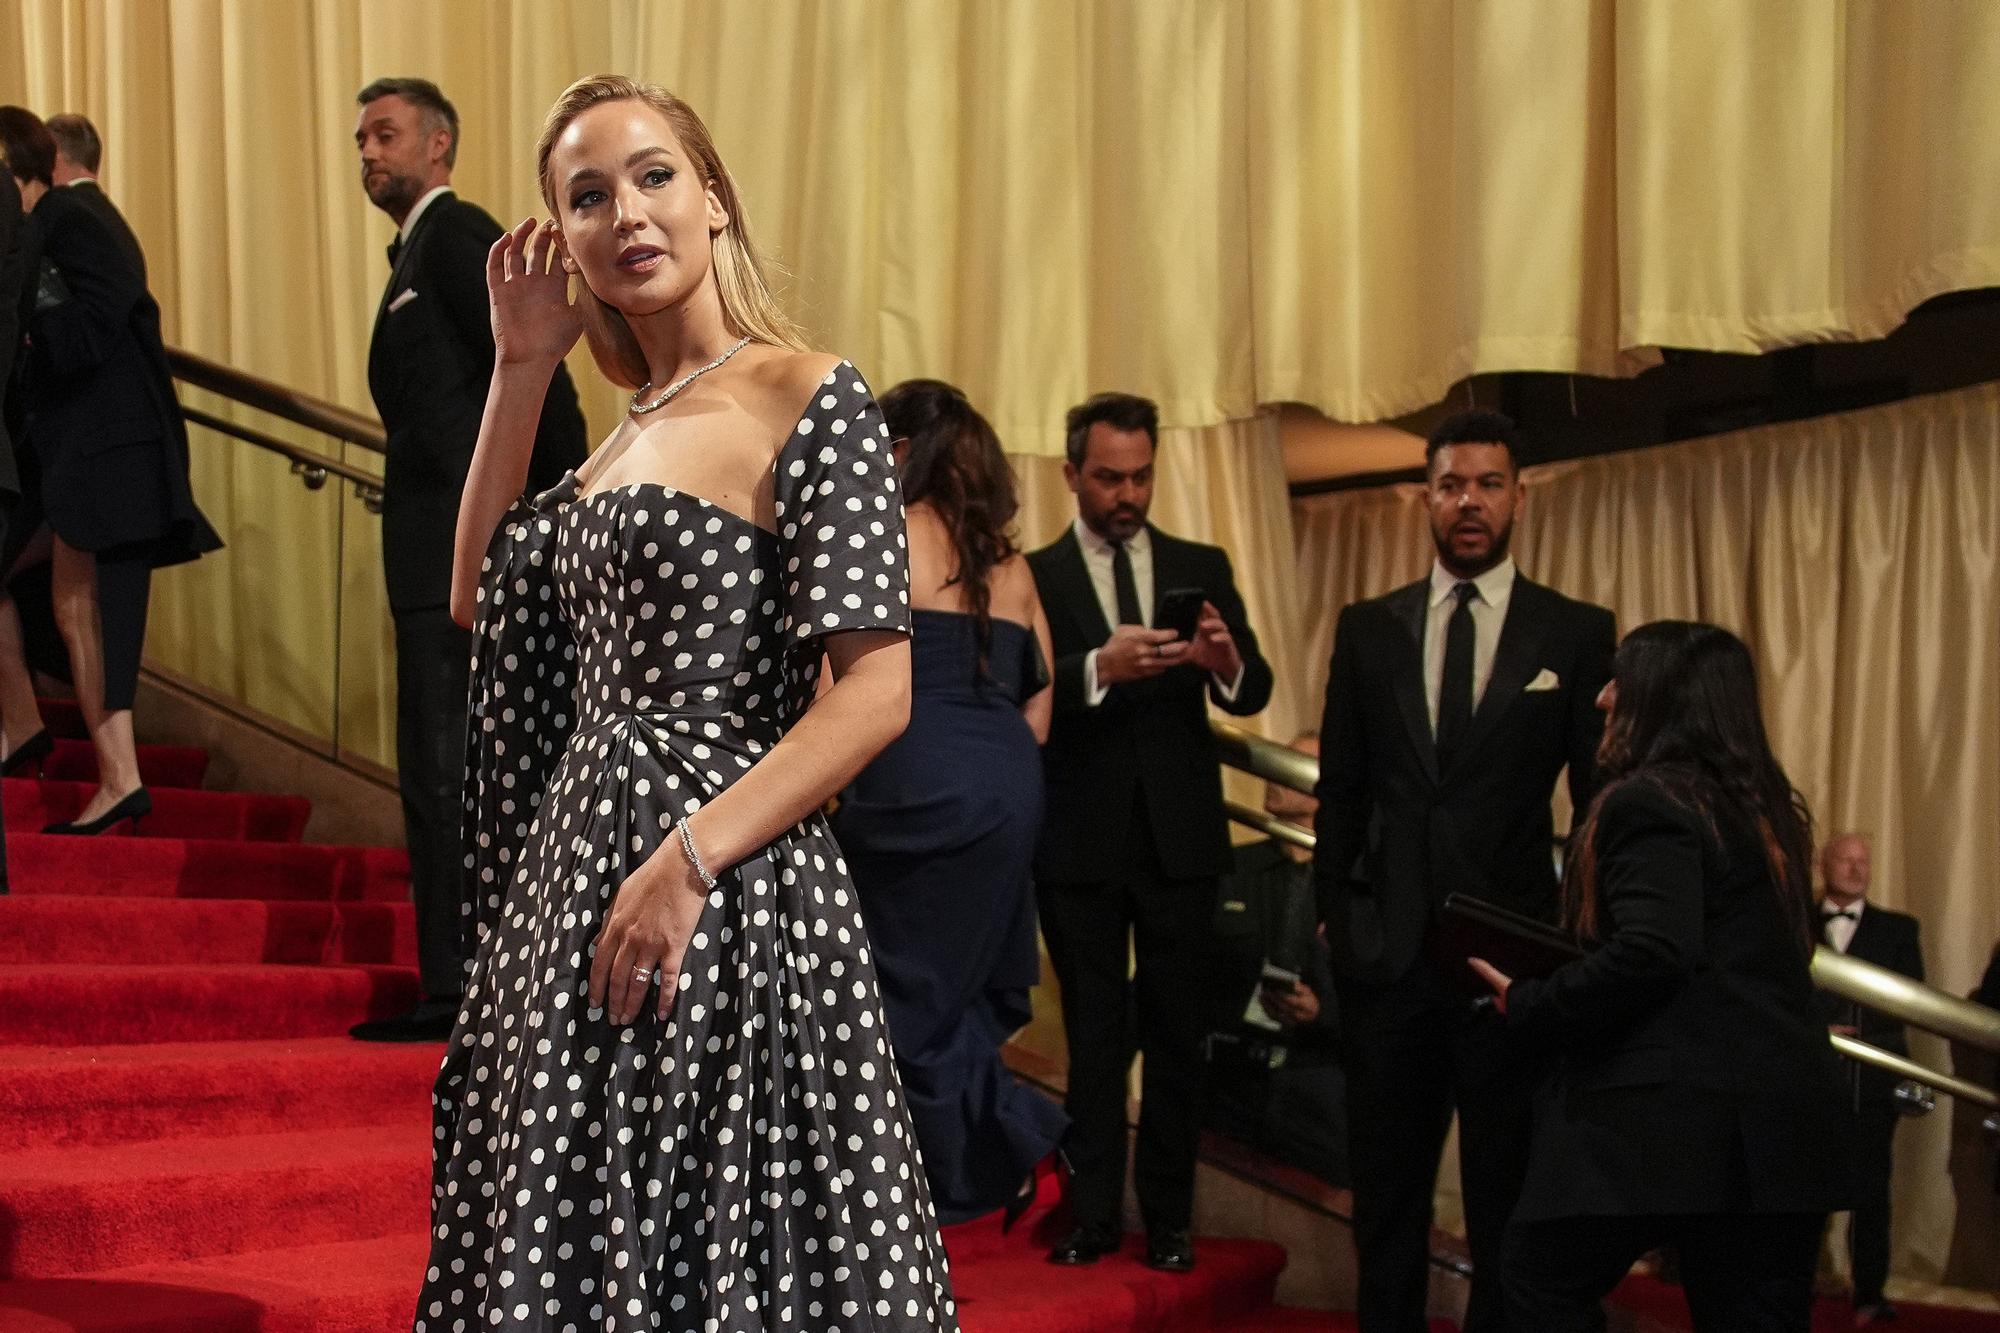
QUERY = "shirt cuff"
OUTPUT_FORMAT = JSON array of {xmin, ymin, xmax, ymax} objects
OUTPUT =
[
  {"xmin": 1085, "ymin": 649, "xmax": 1110, "ymax": 707},
  {"xmin": 1211, "ymin": 658, "xmax": 1246, "ymax": 703}
]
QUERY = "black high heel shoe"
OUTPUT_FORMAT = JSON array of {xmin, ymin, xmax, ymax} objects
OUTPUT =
[
  {"xmin": 1, "ymin": 729, "xmax": 53, "ymax": 778},
  {"xmin": 44, "ymin": 787, "xmax": 151, "ymax": 836}
]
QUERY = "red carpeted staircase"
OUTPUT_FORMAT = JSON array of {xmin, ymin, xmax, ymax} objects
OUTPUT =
[{"xmin": 0, "ymin": 710, "xmax": 1294, "ymax": 1332}]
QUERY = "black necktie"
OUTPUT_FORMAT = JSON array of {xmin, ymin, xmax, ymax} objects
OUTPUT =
[
  {"xmin": 1110, "ymin": 540, "xmax": 1144, "ymax": 625},
  {"xmin": 1436, "ymin": 581, "xmax": 1478, "ymax": 761},
  {"xmin": 387, "ymin": 235, "xmax": 403, "ymax": 267}
]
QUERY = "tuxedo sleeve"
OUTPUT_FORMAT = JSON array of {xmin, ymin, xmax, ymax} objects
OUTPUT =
[
  {"xmin": 1564, "ymin": 604, "xmax": 1618, "ymax": 815},
  {"xmin": 1314, "ymin": 603, "xmax": 1371, "ymax": 925},
  {"xmin": 28, "ymin": 205, "xmax": 143, "ymax": 377},
  {"xmin": 1204, "ymin": 546, "xmax": 1272, "ymax": 716},
  {"xmin": 1506, "ymin": 780, "xmax": 1704, "ymax": 1050},
  {"xmin": 432, "ymin": 208, "xmax": 502, "ymax": 376}
]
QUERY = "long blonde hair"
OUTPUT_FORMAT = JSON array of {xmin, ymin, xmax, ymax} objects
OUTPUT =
[{"xmin": 535, "ymin": 75, "xmax": 808, "ymax": 388}]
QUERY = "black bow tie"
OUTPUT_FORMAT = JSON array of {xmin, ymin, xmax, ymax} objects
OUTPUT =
[
  {"xmin": 1823, "ymin": 908, "xmax": 1858, "ymax": 922},
  {"xmin": 386, "ymin": 236, "xmax": 403, "ymax": 267}
]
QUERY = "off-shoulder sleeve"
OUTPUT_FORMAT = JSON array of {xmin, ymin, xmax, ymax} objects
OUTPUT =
[
  {"xmin": 770, "ymin": 361, "xmax": 911, "ymax": 647},
  {"xmin": 460, "ymin": 489, "xmax": 578, "ymax": 963}
]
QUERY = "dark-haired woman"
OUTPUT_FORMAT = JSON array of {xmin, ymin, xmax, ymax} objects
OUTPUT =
[
  {"xmin": 1471, "ymin": 621, "xmax": 1850, "ymax": 1332},
  {"xmin": 1, "ymin": 106, "xmax": 220, "ymax": 835},
  {"xmin": 831, "ymin": 378, "xmax": 1068, "ymax": 1225}
]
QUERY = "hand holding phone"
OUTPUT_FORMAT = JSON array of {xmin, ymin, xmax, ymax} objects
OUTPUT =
[{"xmin": 1156, "ymin": 587, "xmax": 1207, "ymax": 642}]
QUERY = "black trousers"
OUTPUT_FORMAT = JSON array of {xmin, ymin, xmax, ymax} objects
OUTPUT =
[
  {"xmin": 1340, "ymin": 963, "xmax": 1537, "ymax": 1333},
  {"xmin": 1507, "ymin": 1210, "xmax": 1825, "ymax": 1333},
  {"xmin": 95, "ymin": 546, "xmax": 152, "ymax": 713},
  {"xmin": 392, "ymin": 606, "xmax": 473, "ymax": 999},
  {"xmin": 1843, "ymin": 1099, "xmax": 1899, "ymax": 1307},
  {"xmin": 1038, "ymin": 812, "xmax": 1216, "ymax": 1236}
]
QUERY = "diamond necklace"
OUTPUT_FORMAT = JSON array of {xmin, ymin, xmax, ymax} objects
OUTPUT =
[{"xmin": 629, "ymin": 335, "xmax": 753, "ymax": 415}]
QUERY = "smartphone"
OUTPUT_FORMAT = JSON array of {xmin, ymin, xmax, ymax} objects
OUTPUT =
[{"xmin": 1156, "ymin": 586, "xmax": 1207, "ymax": 641}]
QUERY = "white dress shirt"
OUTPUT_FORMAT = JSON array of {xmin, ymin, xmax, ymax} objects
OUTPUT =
[
  {"xmin": 1073, "ymin": 518, "xmax": 1244, "ymax": 707},
  {"xmin": 1422, "ymin": 557, "xmax": 1517, "ymax": 734},
  {"xmin": 399, "ymin": 184, "xmax": 454, "ymax": 242},
  {"xmin": 1821, "ymin": 898, "xmax": 1864, "ymax": 954}
]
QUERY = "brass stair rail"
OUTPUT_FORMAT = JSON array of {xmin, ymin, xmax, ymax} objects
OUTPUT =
[
  {"xmin": 167, "ymin": 347, "xmax": 387, "ymax": 510},
  {"xmin": 1212, "ymin": 719, "xmax": 2000, "ymax": 1111},
  {"xmin": 167, "ymin": 347, "xmax": 386, "ymax": 452}
]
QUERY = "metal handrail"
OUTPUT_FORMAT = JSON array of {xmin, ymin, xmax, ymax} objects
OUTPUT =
[
  {"xmin": 168, "ymin": 347, "xmax": 386, "ymax": 453},
  {"xmin": 1214, "ymin": 719, "xmax": 2000, "ymax": 1110},
  {"xmin": 180, "ymin": 407, "xmax": 385, "ymax": 513}
]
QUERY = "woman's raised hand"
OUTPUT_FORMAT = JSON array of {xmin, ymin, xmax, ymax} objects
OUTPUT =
[{"xmin": 487, "ymin": 218, "xmax": 583, "ymax": 369}]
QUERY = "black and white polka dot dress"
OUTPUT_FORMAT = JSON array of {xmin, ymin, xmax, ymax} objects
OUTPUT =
[{"xmin": 415, "ymin": 363, "xmax": 958, "ymax": 1332}]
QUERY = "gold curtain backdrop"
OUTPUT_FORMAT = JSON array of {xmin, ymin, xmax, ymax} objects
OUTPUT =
[
  {"xmin": 1291, "ymin": 382, "xmax": 2000, "ymax": 1286},
  {"xmin": 6, "ymin": 0, "xmax": 1999, "ymax": 761}
]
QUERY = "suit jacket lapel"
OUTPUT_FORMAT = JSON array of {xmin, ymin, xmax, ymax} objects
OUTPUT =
[
  {"xmin": 1147, "ymin": 525, "xmax": 1178, "ymax": 624},
  {"xmin": 1385, "ymin": 582, "xmax": 1438, "ymax": 784},
  {"xmin": 373, "ymin": 197, "xmax": 443, "ymax": 334},
  {"xmin": 1447, "ymin": 577, "xmax": 1555, "ymax": 772},
  {"xmin": 1050, "ymin": 528, "xmax": 1112, "ymax": 647}
]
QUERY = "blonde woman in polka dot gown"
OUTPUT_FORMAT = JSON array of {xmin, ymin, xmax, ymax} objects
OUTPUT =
[{"xmin": 415, "ymin": 77, "xmax": 957, "ymax": 1331}]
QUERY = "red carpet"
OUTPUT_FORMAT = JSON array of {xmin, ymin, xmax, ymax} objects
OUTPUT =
[{"xmin": 0, "ymin": 714, "xmax": 1290, "ymax": 1331}]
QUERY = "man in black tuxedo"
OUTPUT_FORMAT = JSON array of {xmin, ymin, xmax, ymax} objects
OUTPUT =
[
  {"xmin": 1314, "ymin": 410, "xmax": 1616, "ymax": 1332},
  {"xmin": 1028, "ymin": 391, "xmax": 1274, "ymax": 1273},
  {"xmin": 351, "ymin": 77, "xmax": 586, "ymax": 1041},
  {"xmin": 45, "ymin": 114, "xmax": 145, "ymax": 283},
  {"xmin": 1817, "ymin": 832, "xmax": 1925, "ymax": 1326},
  {"xmin": 0, "ymin": 143, "xmax": 27, "ymax": 892}
]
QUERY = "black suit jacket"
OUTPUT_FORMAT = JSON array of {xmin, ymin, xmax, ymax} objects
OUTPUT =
[
  {"xmin": 63, "ymin": 180, "xmax": 145, "ymax": 286},
  {"xmin": 368, "ymin": 192, "xmax": 586, "ymax": 614},
  {"xmin": 1314, "ymin": 572, "xmax": 1616, "ymax": 985},
  {"xmin": 20, "ymin": 188, "xmax": 216, "ymax": 560},
  {"xmin": 1028, "ymin": 524, "xmax": 1273, "ymax": 883},
  {"xmin": 0, "ymin": 170, "xmax": 24, "ymax": 497},
  {"xmin": 1821, "ymin": 901, "xmax": 1923, "ymax": 1105},
  {"xmin": 1506, "ymin": 777, "xmax": 1852, "ymax": 1221}
]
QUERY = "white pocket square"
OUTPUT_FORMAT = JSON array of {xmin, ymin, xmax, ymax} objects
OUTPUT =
[
  {"xmin": 1524, "ymin": 668, "xmax": 1561, "ymax": 692},
  {"xmin": 388, "ymin": 288, "xmax": 420, "ymax": 313}
]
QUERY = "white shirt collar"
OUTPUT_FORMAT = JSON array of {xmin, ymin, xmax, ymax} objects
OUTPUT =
[
  {"xmin": 1074, "ymin": 516, "xmax": 1150, "ymax": 558},
  {"xmin": 1429, "ymin": 556, "xmax": 1517, "ymax": 609},
  {"xmin": 399, "ymin": 184, "xmax": 454, "ymax": 241}
]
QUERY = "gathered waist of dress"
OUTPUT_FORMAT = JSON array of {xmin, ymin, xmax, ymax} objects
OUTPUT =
[{"xmin": 568, "ymin": 702, "xmax": 787, "ymax": 751}]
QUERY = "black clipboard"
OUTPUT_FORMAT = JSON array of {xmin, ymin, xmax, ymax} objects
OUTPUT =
[{"xmin": 1432, "ymin": 893, "xmax": 1585, "ymax": 996}]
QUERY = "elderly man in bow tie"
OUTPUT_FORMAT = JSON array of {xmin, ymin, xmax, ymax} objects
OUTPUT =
[{"xmin": 1817, "ymin": 833, "xmax": 1925, "ymax": 1327}]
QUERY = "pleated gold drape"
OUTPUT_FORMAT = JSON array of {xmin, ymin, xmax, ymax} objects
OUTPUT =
[
  {"xmin": 6, "ymin": 0, "xmax": 1998, "ymax": 763},
  {"xmin": 1290, "ymin": 383, "xmax": 2000, "ymax": 1285}
]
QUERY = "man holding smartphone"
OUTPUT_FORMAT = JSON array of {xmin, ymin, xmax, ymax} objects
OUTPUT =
[{"xmin": 1028, "ymin": 391, "xmax": 1274, "ymax": 1273}]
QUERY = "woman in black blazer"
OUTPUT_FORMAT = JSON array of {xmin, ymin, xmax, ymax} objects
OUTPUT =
[
  {"xmin": 1472, "ymin": 621, "xmax": 1850, "ymax": 1332},
  {"xmin": 1, "ymin": 107, "xmax": 218, "ymax": 834}
]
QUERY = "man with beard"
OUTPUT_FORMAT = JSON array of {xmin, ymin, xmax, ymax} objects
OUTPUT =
[
  {"xmin": 1028, "ymin": 391, "xmax": 1273, "ymax": 1274},
  {"xmin": 352, "ymin": 77, "xmax": 586, "ymax": 1042},
  {"xmin": 1314, "ymin": 410, "xmax": 1615, "ymax": 1332}
]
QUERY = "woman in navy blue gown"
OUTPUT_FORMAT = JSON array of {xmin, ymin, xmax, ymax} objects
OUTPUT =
[{"xmin": 832, "ymin": 379, "xmax": 1068, "ymax": 1224}]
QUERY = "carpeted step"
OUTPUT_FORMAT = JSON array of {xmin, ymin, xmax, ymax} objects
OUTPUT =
[
  {"xmin": 1611, "ymin": 1274, "xmax": 2000, "ymax": 1332},
  {"xmin": 1213, "ymin": 1311, "xmax": 1458, "ymax": 1331},
  {"xmin": 0, "ymin": 896, "xmax": 415, "ymax": 966},
  {"xmin": 0, "ymin": 1231, "xmax": 428, "ymax": 1333},
  {"xmin": 0, "ymin": 963, "xmax": 421, "ymax": 1046},
  {"xmin": 23, "ymin": 739, "xmax": 212, "ymax": 789},
  {"xmin": 0, "ymin": 1226, "xmax": 1287, "ymax": 1332},
  {"xmin": 0, "ymin": 1120, "xmax": 430, "ymax": 1278},
  {"xmin": 948, "ymin": 1234, "xmax": 1288, "ymax": 1332},
  {"xmin": 0, "ymin": 1038, "xmax": 443, "ymax": 1152},
  {"xmin": 7, "ymin": 833, "xmax": 410, "ymax": 902},
  {"xmin": 38, "ymin": 697, "xmax": 86, "ymax": 740},
  {"xmin": 4, "ymin": 779, "xmax": 311, "ymax": 841}
]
